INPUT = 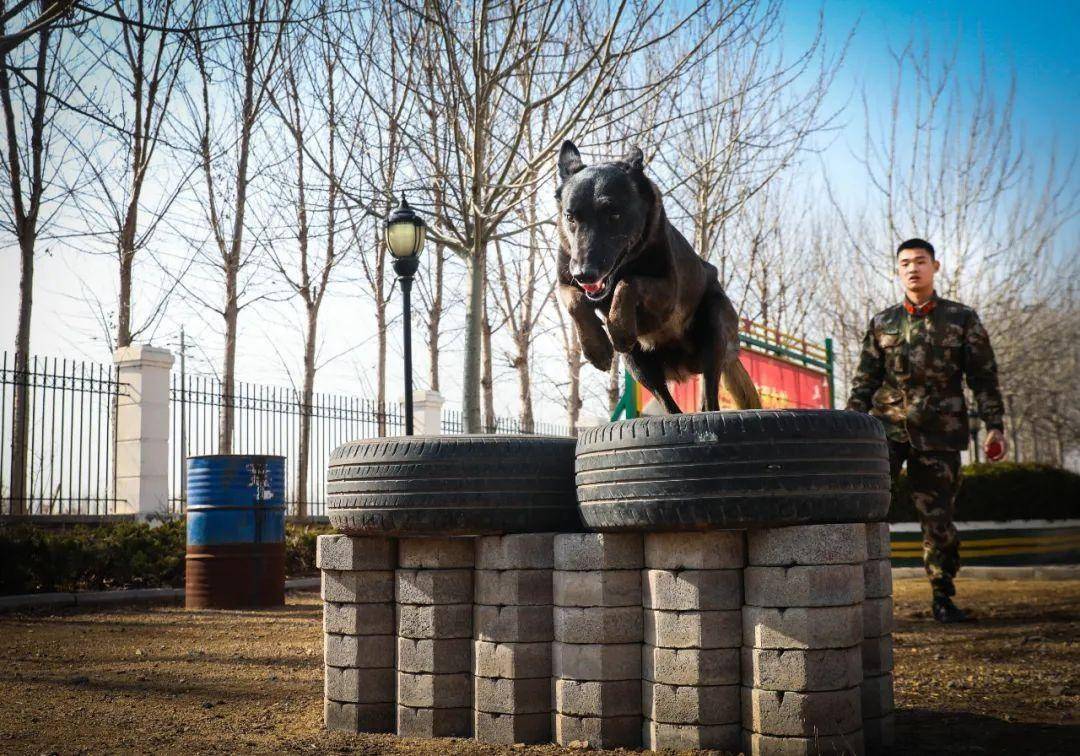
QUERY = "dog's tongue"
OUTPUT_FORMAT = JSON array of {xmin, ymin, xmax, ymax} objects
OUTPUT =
[{"xmin": 580, "ymin": 281, "xmax": 603, "ymax": 295}]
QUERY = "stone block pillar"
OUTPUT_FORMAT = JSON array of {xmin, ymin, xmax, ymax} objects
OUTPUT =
[
  {"xmin": 396, "ymin": 537, "xmax": 474, "ymax": 737},
  {"xmin": 113, "ymin": 345, "xmax": 173, "ymax": 518},
  {"xmin": 641, "ymin": 532, "xmax": 744, "ymax": 751},
  {"xmin": 411, "ymin": 390, "xmax": 445, "ymax": 435},
  {"xmin": 862, "ymin": 523, "xmax": 896, "ymax": 749},
  {"xmin": 742, "ymin": 524, "xmax": 868, "ymax": 756},
  {"xmin": 472, "ymin": 533, "xmax": 555, "ymax": 743},
  {"xmin": 318, "ymin": 535, "xmax": 397, "ymax": 732},
  {"xmin": 552, "ymin": 533, "xmax": 643, "ymax": 749}
]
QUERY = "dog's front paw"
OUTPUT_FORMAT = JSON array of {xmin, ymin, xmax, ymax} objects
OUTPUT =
[
  {"xmin": 581, "ymin": 333, "xmax": 614, "ymax": 372},
  {"xmin": 608, "ymin": 324, "xmax": 638, "ymax": 354}
]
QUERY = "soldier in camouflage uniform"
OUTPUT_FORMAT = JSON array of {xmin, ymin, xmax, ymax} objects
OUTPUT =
[{"xmin": 847, "ymin": 238, "xmax": 1006, "ymax": 623}]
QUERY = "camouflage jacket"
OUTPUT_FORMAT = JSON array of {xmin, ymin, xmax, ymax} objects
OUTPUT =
[{"xmin": 846, "ymin": 294, "xmax": 1004, "ymax": 451}]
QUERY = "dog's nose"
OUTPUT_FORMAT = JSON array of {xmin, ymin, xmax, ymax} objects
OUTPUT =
[{"xmin": 572, "ymin": 266, "xmax": 602, "ymax": 284}]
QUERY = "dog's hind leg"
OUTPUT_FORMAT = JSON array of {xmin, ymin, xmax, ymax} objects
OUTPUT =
[
  {"xmin": 627, "ymin": 345, "xmax": 682, "ymax": 414},
  {"xmin": 693, "ymin": 290, "xmax": 739, "ymax": 411}
]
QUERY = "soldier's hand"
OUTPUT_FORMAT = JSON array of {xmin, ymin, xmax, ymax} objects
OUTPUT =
[{"xmin": 984, "ymin": 429, "xmax": 1007, "ymax": 462}]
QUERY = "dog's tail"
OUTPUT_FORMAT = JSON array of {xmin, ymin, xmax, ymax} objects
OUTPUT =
[{"xmin": 721, "ymin": 359, "xmax": 762, "ymax": 410}]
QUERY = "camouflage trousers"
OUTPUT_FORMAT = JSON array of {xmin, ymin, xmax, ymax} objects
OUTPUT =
[{"xmin": 888, "ymin": 441, "xmax": 962, "ymax": 596}]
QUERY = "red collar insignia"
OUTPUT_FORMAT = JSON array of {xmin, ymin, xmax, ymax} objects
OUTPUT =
[{"xmin": 904, "ymin": 295, "xmax": 937, "ymax": 317}]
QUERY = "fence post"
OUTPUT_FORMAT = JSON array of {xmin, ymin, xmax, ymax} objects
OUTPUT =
[
  {"xmin": 412, "ymin": 390, "xmax": 445, "ymax": 435},
  {"xmin": 113, "ymin": 345, "xmax": 174, "ymax": 519}
]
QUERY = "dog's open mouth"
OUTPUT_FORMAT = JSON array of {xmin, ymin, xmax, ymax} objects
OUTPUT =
[{"xmin": 579, "ymin": 279, "xmax": 605, "ymax": 297}]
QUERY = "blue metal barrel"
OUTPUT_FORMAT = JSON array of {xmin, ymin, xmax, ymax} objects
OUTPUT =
[{"xmin": 185, "ymin": 454, "xmax": 287, "ymax": 609}]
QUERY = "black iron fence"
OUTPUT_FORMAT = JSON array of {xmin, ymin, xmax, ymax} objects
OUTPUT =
[
  {"xmin": 1, "ymin": 352, "xmax": 125, "ymax": 515},
  {"xmin": 170, "ymin": 374, "xmax": 407, "ymax": 517},
  {"xmin": 441, "ymin": 409, "xmax": 571, "ymax": 437}
]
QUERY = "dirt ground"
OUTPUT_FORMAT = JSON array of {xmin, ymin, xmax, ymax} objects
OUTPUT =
[{"xmin": 0, "ymin": 578, "xmax": 1077, "ymax": 755}]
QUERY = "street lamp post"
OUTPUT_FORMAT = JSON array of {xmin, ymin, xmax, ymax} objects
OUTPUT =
[{"xmin": 385, "ymin": 195, "xmax": 427, "ymax": 436}]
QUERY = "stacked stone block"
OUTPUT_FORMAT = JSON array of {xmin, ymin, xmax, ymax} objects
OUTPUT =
[
  {"xmin": 552, "ymin": 533, "xmax": 643, "ymax": 748},
  {"xmin": 743, "ymin": 525, "xmax": 868, "ymax": 755},
  {"xmin": 641, "ymin": 532, "xmax": 744, "ymax": 751},
  {"xmin": 862, "ymin": 523, "xmax": 895, "ymax": 750},
  {"xmin": 318, "ymin": 535, "xmax": 397, "ymax": 733},
  {"xmin": 396, "ymin": 538, "xmax": 474, "ymax": 737},
  {"xmin": 472, "ymin": 534, "xmax": 555, "ymax": 744}
]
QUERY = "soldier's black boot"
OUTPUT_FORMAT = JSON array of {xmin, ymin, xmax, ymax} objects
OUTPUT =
[{"xmin": 932, "ymin": 593, "xmax": 968, "ymax": 623}]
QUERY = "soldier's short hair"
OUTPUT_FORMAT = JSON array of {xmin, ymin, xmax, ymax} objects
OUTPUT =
[{"xmin": 897, "ymin": 238, "xmax": 935, "ymax": 259}]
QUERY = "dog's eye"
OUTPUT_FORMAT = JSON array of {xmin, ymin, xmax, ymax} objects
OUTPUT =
[{"xmin": 564, "ymin": 212, "xmax": 575, "ymax": 225}]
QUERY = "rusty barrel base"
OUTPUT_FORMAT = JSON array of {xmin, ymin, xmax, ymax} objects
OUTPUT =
[{"xmin": 185, "ymin": 543, "xmax": 286, "ymax": 609}]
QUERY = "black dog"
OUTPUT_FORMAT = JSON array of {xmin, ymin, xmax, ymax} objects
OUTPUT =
[{"xmin": 555, "ymin": 141, "xmax": 760, "ymax": 413}]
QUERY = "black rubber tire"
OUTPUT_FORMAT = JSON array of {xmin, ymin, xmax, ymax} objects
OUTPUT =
[
  {"xmin": 326, "ymin": 435, "xmax": 581, "ymax": 536},
  {"xmin": 575, "ymin": 410, "xmax": 891, "ymax": 531}
]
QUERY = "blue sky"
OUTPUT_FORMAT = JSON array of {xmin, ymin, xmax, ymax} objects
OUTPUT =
[{"xmin": 782, "ymin": 0, "xmax": 1079, "ymax": 169}]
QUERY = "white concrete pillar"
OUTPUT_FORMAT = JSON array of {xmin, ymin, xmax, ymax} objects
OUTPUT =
[
  {"xmin": 412, "ymin": 390, "xmax": 445, "ymax": 435},
  {"xmin": 113, "ymin": 345, "xmax": 173, "ymax": 518}
]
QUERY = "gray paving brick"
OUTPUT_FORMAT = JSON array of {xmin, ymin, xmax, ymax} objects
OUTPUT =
[
  {"xmin": 396, "ymin": 705, "xmax": 471, "ymax": 738},
  {"xmin": 473, "ymin": 640, "xmax": 551, "ymax": 679},
  {"xmin": 553, "ymin": 569, "xmax": 640, "ymax": 607},
  {"xmin": 643, "ymin": 568, "xmax": 743, "ymax": 610},
  {"xmin": 397, "ymin": 671, "xmax": 472, "ymax": 709},
  {"xmin": 554, "ymin": 678, "xmax": 642, "ymax": 717},
  {"xmin": 397, "ymin": 603, "xmax": 472, "ymax": 639},
  {"xmin": 644, "ymin": 531, "xmax": 746, "ymax": 569},
  {"xmin": 643, "ymin": 681, "xmax": 740, "ymax": 725},
  {"xmin": 863, "ymin": 713, "xmax": 895, "ymax": 750},
  {"xmin": 474, "ymin": 711, "xmax": 551, "ymax": 744},
  {"xmin": 741, "ymin": 647, "xmax": 862, "ymax": 692},
  {"xmin": 861, "ymin": 673, "xmax": 894, "ymax": 719},
  {"xmin": 324, "ymin": 665, "xmax": 395, "ymax": 703},
  {"xmin": 324, "ymin": 633, "xmax": 395, "ymax": 669},
  {"xmin": 863, "ymin": 559, "xmax": 893, "ymax": 599},
  {"xmin": 554, "ymin": 533, "xmax": 643, "ymax": 571},
  {"xmin": 748, "ymin": 524, "xmax": 868, "ymax": 566},
  {"xmin": 317, "ymin": 535, "xmax": 396, "ymax": 571},
  {"xmin": 861, "ymin": 635, "xmax": 894, "ymax": 676},
  {"xmin": 323, "ymin": 700, "xmax": 395, "ymax": 733},
  {"xmin": 865, "ymin": 522, "xmax": 891, "ymax": 560},
  {"xmin": 553, "ymin": 642, "xmax": 641, "ymax": 681},
  {"xmin": 743, "ymin": 729, "xmax": 866, "ymax": 755},
  {"xmin": 743, "ymin": 605, "xmax": 864, "ymax": 649},
  {"xmin": 395, "ymin": 568, "xmax": 473, "ymax": 605},
  {"xmin": 643, "ymin": 720, "xmax": 742, "ymax": 751},
  {"xmin": 554, "ymin": 606, "xmax": 643, "ymax": 644},
  {"xmin": 396, "ymin": 637, "xmax": 472, "ymax": 674},
  {"xmin": 742, "ymin": 686, "xmax": 862, "ymax": 737},
  {"xmin": 398, "ymin": 537, "xmax": 475, "ymax": 569},
  {"xmin": 645, "ymin": 609, "xmax": 742, "ymax": 649},
  {"xmin": 474, "ymin": 676, "xmax": 551, "ymax": 714},
  {"xmin": 475, "ymin": 534, "xmax": 555, "ymax": 569},
  {"xmin": 324, "ymin": 602, "xmax": 395, "ymax": 635},
  {"xmin": 321, "ymin": 570, "xmax": 395, "ymax": 603},
  {"xmin": 473, "ymin": 605, "xmax": 553, "ymax": 642},
  {"xmin": 862, "ymin": 597, "xmax": 894, "ymax": 638},
  {"xmin": 744, "ymin": 565, "xmax": 864, "ymax": 608},
  {"xmin": 553, "ymin": 713, "xmax": 641, "ymax": 749},
  {"xmin": 643, "ymin": 645, "xmax": 740, "ymax": 686},
  {"xmin": 474, "ymin": 569, "xmax": 552, "ymax": 606}
]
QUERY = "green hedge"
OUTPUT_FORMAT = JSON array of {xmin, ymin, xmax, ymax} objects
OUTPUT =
[
  {"xmin": 889, "ymin": 462, "xmax": 1080, "ymax": 522},
  {"xmin": 0, "ymin": 520, "xmax": 332, "ymax": 595}
]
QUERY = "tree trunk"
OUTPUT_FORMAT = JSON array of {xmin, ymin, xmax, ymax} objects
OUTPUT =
[
  {"xmin": 481, "ymin": 295, "xmax": 495, "ymax": 433},
  {"xmin": 463, "ymin": 239, "xmax": 486, "ymax": 431},
  {"xmin": 116, "ymin": 245, "xmax": 134, "ymax": 348},
  {"xmin": 515, "ymin": 337, "xmax": 534, "ymax": 433},
  {"xmin": 9, "ymin": 233, "xmax": 34, "ymax": 514},
  {"xmin": 567, "ymin": 328, "xmax": 582, "ymax": 432},
  {"xmin": 296, "ymin": 306, "xmax": 317, "ymax": 519},
  {"xmin": 219, "ymin": 280, "xmax": 238, "ymax": 454},
  {"xmin": 428, "ymin": 243, "xmax": 444, "ymax": 392},
  {"xmin": 376, "ymin": 297, "xmax": 387, "ymax": 436}
]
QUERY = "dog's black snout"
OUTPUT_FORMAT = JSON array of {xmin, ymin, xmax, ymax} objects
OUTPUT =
[{"xmin": 573, "ymin": 265, "xmax": 603, "ymax": 284}]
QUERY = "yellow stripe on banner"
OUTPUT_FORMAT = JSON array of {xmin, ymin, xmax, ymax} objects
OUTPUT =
[
  {"xmin": 890, "ymin": 542, "xmax": 1080, "ymax": 557},
  {"xmin": 891, "ymin": 534, "xmax": 1080, "ymax": 550}
]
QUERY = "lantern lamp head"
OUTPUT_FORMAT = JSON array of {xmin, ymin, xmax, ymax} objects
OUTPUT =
[{"xmin": 385, "ymin": 194, "xmax": 427, "ymax": 260}]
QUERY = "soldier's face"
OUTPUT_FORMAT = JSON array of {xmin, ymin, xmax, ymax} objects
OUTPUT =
[{"xmin": 897, "ymin": 249, "xmax": 939, "ymax": 294}]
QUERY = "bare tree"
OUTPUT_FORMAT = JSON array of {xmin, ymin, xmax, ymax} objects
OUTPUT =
[
  {"xmin": 181, "ymin": 0, "xmax": 292, "ymax": 453},
  {"xmin": 1, "ymin": 0, "xmax": 75, "ymax": 512}
]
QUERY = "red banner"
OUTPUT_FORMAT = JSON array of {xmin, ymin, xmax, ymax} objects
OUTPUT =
[{"xmin": 640, "ymin": 350, "xmax": 832, "ymax": 412}]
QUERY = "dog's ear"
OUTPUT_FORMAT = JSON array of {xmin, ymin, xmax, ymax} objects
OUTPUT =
[
  {"xmin": 558, "ymin": 141, "xmax": 585, "ymax": 180},
  {"xmin": 623, "ymin": 146, "xmax": 645, "ymax": 172}
]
